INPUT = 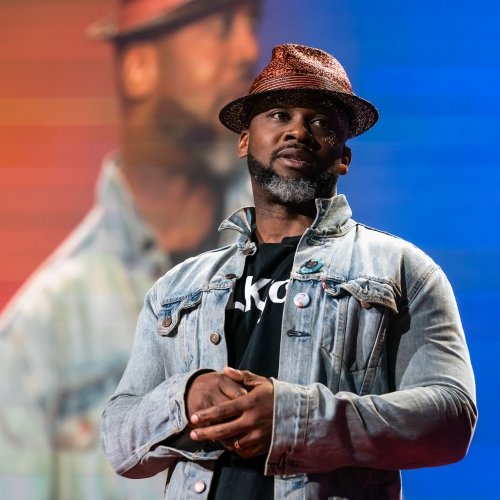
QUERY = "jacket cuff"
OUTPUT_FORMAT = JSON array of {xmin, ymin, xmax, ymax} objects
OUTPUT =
[
  {"xmin": 154, "ymin": 368, "xmax": 216, "ymax": 445},
  {"xmin": 265, "ymin": 379, "xmax": 310, "ymax": 475}
]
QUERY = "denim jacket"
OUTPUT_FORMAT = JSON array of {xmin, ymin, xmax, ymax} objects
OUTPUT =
[{"xmin": 101, "ymin": 195, "xmax": 477, "ymax": 500}]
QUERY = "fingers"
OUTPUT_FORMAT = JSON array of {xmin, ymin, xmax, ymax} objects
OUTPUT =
[
  {"xmin": 190, "ymin": 415, "xmax": 241, "ymax": 442},
  {"xmin": 224, "ymin": 366, "xmax": 268, "ymax": 390},
  {"xmin": 190, "ymin": 381, "xmax": 274, "ymax": 448},
  {"xmin": 190, "ymin": 397, "xmax": 243, "ymax": 428},
  {"xmin": 223, "ymin": 366, "xmax": 245, "ymax": 383},
  {"xmin": 190, "ymin": 395, "xmax": 253, "ymax": 441},
  {"xmin": 218, "ymin": 371, "xmax": 248, "ymax": 400},
  {"xmin": 191, "ymin": 377, "xmax": 273, "ymax": 427},
  {"xmin": 189, "ymin": 368, "xmax": 265, "ymax": 425},
  {"xmin": 221, "ymin": 434, "xmax": 269, "ymax": 459},
  {"xmin": 186, "ymin": 371, "xmax": 247, "ymax": 420},
  {"xmin": 189, "ymin": 371, "xmax": 274, "ymax": 458}
]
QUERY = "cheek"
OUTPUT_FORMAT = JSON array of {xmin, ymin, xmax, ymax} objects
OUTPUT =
[
  {"xmin": 320, "ymin": 135, "xmax": 340, "ymax": 148},
  {"xmin": 245, "ymin": 120, "xmax": 283, "ymax": 163},
  {"xmin": 190, "ymin": 40, "xmax": 226, "ymax": 85},
  {"xmin": 247, "ymin": 136, "xmax": 274, "ymax": 164},
  {"xmin": 193, "ymin": 61, "xmax": 221, "ymax": 88},
  {"xmin": 319, "ymin": 139, "xmax": 345, "ymax": 160},
  {"xmin": 182, "ymin": 55, "xmax": 223, "ymax": 91}
]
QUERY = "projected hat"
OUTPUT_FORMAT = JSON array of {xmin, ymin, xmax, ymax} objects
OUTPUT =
[
  {"xmin": 87, "ymin": 0, "xmax": 249, "ymax": 41},
  {"xmin": 219, "ymin": 43, "xmax": 379, "ymax": 138}
]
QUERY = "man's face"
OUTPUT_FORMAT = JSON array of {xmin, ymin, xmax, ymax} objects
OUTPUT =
[
  {"xmin": 156, "ymin": 2, "xmax": 259, "ymax": 135},
  {"xmin": 238, "ymin": 98, "xmax": 351, "ymax": 204}
]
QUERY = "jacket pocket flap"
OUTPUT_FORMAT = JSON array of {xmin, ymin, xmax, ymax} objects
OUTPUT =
[
  {"xmin": 326, "ymin": 278, "xmax": 398, "ymax": 314},
  {"xmin": 157, "ymin": 292, "xmax": 202, "ymax": 336}
]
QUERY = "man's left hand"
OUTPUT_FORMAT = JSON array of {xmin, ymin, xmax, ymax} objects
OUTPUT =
[{"xmin": 189, "ymin": 367, "xmax": 274, "ymax": 459}]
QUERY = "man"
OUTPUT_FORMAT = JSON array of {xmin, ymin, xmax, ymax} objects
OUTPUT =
[
  {"xmin": 0, "ymin": 1, "xmax": 259, "ymax": 499},
  {"xmin": 101, "ymin": 44, "xmax": 477, "ymax": 499}
]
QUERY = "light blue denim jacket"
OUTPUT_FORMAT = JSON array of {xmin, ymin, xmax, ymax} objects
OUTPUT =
[{"xmin": 101, "ymin": 195, "xmax": 477, "ymax": 500}]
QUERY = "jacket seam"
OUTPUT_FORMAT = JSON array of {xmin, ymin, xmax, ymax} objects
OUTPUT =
[{"xmin": 403, "ymin": 265, "xmax": 441, "ymax": 312}]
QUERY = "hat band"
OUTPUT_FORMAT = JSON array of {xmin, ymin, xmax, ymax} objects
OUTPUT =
[{"xmin": 250, "ymin": 74, "xmax": 352, "ymax": 96}]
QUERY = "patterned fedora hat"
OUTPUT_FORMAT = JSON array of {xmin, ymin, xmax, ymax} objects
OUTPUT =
[
  {"xmin": 87, "ymin": 0, "xmax": 250, "ymax": 41},
  {"xmin": 219, "ymin": 43, "xmax": 379, "ymax": 138}
]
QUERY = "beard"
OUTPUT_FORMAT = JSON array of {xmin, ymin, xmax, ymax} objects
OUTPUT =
[{"xmin": 247, "ymin": 153, "xmax": 338, "ymax": 205}]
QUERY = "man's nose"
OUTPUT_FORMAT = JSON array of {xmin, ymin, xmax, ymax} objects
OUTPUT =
[{"xmin": 284, "ymin": 117, "xmax": 315, "ymax": 145}]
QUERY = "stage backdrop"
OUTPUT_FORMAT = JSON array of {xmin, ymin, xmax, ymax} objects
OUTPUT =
[{"xmin": 0, "ymin": 1, "xmax": 498, "ymax": 499}]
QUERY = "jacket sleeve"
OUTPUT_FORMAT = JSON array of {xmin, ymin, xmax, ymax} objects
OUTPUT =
[
  {"xmin": 266, "ymin": 266, "xmax": 477, "ymax": 475},
  {"xmin": 0, "ymin": 304, "xmax": 55, "ymax": 500},
  {"xmin": 100, "ymin": 287, "xmax": 221, "ymax": 479}
]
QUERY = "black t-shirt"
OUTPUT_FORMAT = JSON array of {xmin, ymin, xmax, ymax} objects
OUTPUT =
[{"xmin": 209, "ymin": 235, "xmax": 300, "ymax": 500}]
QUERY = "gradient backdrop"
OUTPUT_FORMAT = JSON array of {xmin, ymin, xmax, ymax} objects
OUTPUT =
[{"xmin": 1, "ymin": 1, "xmax": 498, "ymax": 498}]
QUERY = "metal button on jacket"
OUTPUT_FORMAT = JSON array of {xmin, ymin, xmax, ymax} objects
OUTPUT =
[
  {"xmin": 193, "ymin": 481, "xmax": 206, "ymax": 493},
  {"xmin": 210, "ymin": 332, "xmax": 221, "ymax": 345},
  {"xmin": 298, "ymin": 258, "xmax": 324, "ymax": 274},
  {"xmin": 293, "ymin": 292, "xmax": 311, "ymax": 308},
  {"xmin": 162, "ymin": 317, "xmax": 172, "ymax": 328}
]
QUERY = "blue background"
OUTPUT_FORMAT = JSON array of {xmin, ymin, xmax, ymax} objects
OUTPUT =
[{"xmin": 260, "ymin": 1, "xmax": 499, "ymax": 498}]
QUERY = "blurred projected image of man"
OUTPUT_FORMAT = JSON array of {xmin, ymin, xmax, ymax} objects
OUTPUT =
[{"xmin": 0, "ymin": 1, "xmax": 260, "ymax": 499}]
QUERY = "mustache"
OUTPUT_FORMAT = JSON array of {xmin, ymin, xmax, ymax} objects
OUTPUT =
[{"xmin": 270, "ymin": 143, "xmax": 316, "ymax": 163}]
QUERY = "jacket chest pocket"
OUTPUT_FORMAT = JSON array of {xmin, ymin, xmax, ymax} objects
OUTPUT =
[
  {"xmin": 321, "ymin": 278, "xmax": 398, "ymax": 396},
  {"xmin": 156, "ymin": 291, "xmax": 203, "ymax": 373}
]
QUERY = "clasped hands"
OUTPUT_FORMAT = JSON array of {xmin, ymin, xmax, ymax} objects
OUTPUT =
[{"xmin": 186, "ymin": 367, "xmax": 274, "ymax": 459}]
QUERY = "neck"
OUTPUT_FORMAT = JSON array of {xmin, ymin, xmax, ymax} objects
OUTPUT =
[{"xmin": 253, "ymin": 196, "xmax": 317, "ymax": 243}]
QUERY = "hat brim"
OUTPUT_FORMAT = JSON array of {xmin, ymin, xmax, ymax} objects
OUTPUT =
[
  {"xmin": 219, "ymin": 88, "xmax": 379, "ymax": 139},
  {"xmin": 86, "ymin": 15, "xmax": 165, "ymax": 41},
  {"xmin": 86, "ymin": 0, "xmax": 253, "ymax": 41}
]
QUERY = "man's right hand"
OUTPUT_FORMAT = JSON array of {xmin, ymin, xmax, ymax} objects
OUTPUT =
[{"xmin": 186, "ymin": 371, "xmax": 248, "ymax": 422}]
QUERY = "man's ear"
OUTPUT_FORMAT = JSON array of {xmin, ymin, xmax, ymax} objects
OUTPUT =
[
  {"xmin": 337, "ymin": 145, "xmax": 352, "ymax": 175},
  {"xmin": 119, "ymin": 42, "xmax": 159, "ymax": 101},
  {"xmin": 238, "ymin": 131, "xmax": 249, "ymax": 159}
]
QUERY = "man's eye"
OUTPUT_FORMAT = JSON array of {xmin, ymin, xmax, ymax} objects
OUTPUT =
[
  {"xmin": 268, "ymin": 110, "xmax": 289, "ymax": 121},
  {"xmin": 216, "ymin": 11, "xmax": 234, "ymax": 37},
  {"xmin": 312, "ymin": 117, "xmax": 335, "ymax": 130}
]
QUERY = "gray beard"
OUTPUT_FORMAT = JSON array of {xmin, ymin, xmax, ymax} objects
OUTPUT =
[{"xmin": 247, "ymin": 153, "xmax": 338, "ymax": 204}]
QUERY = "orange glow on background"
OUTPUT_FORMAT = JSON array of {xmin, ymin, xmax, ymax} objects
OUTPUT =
[{"xmin": 0, "ymin": 1, "xmax": 119, "ymax": 308}]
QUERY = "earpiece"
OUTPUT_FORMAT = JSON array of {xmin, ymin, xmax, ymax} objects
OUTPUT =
[{"xmin": 337, "ymin": 162, "xmax": 349, "ymax": 175}]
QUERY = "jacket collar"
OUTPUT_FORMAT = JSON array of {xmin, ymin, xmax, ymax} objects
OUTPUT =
[{"xmin": 219, "ymin": 194, "xmax": 355, "ymax": 239}]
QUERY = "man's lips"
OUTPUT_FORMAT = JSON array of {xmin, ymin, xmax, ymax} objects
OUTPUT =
[{"xmin": 275, "ymin": 146, "xmax": 316, "ymax": 167}]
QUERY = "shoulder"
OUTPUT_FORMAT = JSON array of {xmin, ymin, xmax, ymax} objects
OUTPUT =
[
  {"xmin": 157, "ymin": 243, "xmax": 238, "ymax": 289},
  {"xmin": 354, "ymin": 222, "xmax": 438, "ymax": 267},
  {"xmin": 346, "ymin": 222, "xmax": 443, "ymax": 303}
]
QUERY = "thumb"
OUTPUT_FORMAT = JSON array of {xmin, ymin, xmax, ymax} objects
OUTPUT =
[
  {"xmin": 241, "ymin": 370, "xmax": 268, "ymax": 388},
  {"xmin": 224, "ymin": 367, "xmax": 268, "ymax": 389},
  {"xmin": 223, "ymin": 366, "xmax": 245, "ymax": 382}
]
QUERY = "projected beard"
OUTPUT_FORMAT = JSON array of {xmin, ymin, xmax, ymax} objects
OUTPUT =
[
  {"xmin": 156, "ymin": 96, "xmax": 237, "ymax": 180},
  {"xmin": 247, "ymin": 152, "xmax": 338, "ymax": 204}
]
